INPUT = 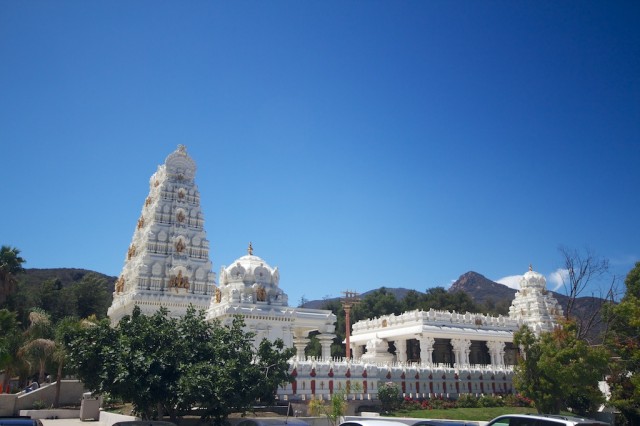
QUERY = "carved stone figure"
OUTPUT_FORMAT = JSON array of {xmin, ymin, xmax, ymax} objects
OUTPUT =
[
  {"xmin": 169, "ymin": 270, "xmax": 189, "ymax": 292},
  {"xmin": 127, "ymin": 244, "xmax": 136, "ymax": 260},
  {"xmin": 115, "ymin": 276, "xmax": 125, "ymax": 293},
  {"xmin": 177, "ymin": 211, "xmax": 185, "ymax": 223},
  {"xmin": 215, "ymin": 287, "xmax": 221, "ymax": 303},
  {"xmin": 175, "ymin": 239, "xmax": 186, "ymax": 253},
  {"xmin": 257, "ymin": 286, "xmax": 267, "ymax": 302},
  {"xmin": 137, "ymin": 217, "xmax": 145, "ymax": 229}
]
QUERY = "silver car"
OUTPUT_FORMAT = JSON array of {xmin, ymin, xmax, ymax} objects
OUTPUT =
[{"xmin": 485, "ymin": 414, "xmax": 609, "ymax": 426}]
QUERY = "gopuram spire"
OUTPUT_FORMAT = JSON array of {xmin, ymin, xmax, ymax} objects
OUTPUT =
[{"xmin": 107, "ymin": 145, "xmax": 216, "ymax": 323}]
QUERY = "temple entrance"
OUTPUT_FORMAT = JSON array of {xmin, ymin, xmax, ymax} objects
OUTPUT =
[
  {"xmin": 469, "ymin": 340, "xmax": 490, "ymax": 365},
  {"xmin": 433, "ymin": 338, "xmax": 453, "ymax": 366}
]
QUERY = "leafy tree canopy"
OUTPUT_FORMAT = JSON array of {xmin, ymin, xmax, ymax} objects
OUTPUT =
[
  {"xmin": 513, "ymin": 322, "xmax": 609, "ymax": 416},
  {"xmin": 0, "ymin": 246, "xmax": 26, "ymax": 306},
  {"xmin": 65, "ymin": 306, "xmax": 294, "ymax": 424},
  {"xmin": 604, "ymin": 261, "xmax": 640, "ymax": 424}
]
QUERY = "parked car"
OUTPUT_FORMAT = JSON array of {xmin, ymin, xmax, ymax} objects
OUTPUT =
[
  {"xmin": 0, "ymin": 418, "xmax": 43, "ymax": 426},
  {"xmin": 340, "ymin": 420, "xmax": 412, "ymax": 426},
  {"xmin": 236, "ymin": 418, "xmax": 311, "ymax": 426},
  {"xmin": 485, "ymin": 414, "xmax": 609, "ymax": 426},
  {"xmin": 412, "ymin": 420, "xmax": 478, "ymax": 426}
]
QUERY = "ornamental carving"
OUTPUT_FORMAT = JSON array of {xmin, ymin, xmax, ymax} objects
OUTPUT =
[
  {"xmin": 169, "ymin": 270, "xmax": 189, "ymax": 292},
  {"xmin": 215, "ymin": 287, "xmax": 221, "ymax": 303},
  {"xmin": 177, "ymin": 211, "xmax": 185, "ymax": 223},
  {"xmin": 257, "ymin": 286, "xmax": 267, "ymax": 302},
  {"xmin": 145, "ymin": 196, "xmax": 152, "ymax": 207},
  {"xmin": 154, "ymin": 180, "xmax": 159, "ymax": 187},
  {"xmin": 127, "ymin": 244, "xmax": 136, "ymax": 259},
  {"xmin": 175, "ymin": 239, "xmax": 186, "ymax": 253},
  {"xmin": 115, "ymin": 276, "xmax": 125, "ymax": 293},
  {"xmin": 137, "ymin": 216, "xmax": 145, "ymax": 229}
]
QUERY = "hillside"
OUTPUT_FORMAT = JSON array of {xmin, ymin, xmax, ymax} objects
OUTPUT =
[{"xmin": 17, "ymin": 268, "xmax": 118, "ymax": 291}]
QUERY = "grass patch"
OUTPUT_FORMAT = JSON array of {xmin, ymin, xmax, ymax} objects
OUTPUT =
[{"xmin": 393, "ymin": 406, "xmax": 538, "ymax": 421}]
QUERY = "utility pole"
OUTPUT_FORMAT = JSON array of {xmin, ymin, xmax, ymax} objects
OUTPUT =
[{"xmin": 341, "ymin": 290, "xmax": 360, "ymax": 360}]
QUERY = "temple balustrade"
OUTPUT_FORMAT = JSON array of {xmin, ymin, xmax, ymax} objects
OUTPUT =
[
  {"xmin": 277, "ymin": 356, "xmax": 515, "ymax": 401},
  {"xmin": 351, "ymin": 309, "xmax": 521, "ymax": 333}
]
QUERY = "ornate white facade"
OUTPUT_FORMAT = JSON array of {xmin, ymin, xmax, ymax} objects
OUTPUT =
[
  {"xmin": 508, "ymin": 267, "xmax": 564, "ymax": 333},
  {"xmin": 107, "ymin": 146, "xmax": 564, "ymax": 402},
  {"xmin": 207, "ymin": 243, "xmax": 337, "ymax": 358},
  {"xmin": 107, "ymin": 145, "xmax": 216, "ymax": 323}
]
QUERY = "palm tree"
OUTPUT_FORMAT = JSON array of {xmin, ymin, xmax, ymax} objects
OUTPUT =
[
  {"xmin": 0, "ymin": 309, "xmax": 27, "ymax": 393},
  {"xmin": 0, "ymin": 246, "xmax": 26, "ymax": 306},
  {"xmin": 20, "ymin": 309, "xmax": 54, "ymax": 384}
]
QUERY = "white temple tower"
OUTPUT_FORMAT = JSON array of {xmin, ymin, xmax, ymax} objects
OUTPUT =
[
  {"xmin": 508, "ymin": 265, "xmax": 564, "ymax": 334},
  {"xmin": 107, "ymin": 145, "xmax": 216, "ymax": 323}
]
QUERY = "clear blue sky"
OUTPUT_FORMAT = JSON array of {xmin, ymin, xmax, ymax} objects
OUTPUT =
[{"xmin": 2, "ymin": 1, "xmax": 638, "ymax": 307}]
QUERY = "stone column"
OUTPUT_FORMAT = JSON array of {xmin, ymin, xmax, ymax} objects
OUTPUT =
[
  {"xmin": 395, "ymin": 339, "xmax": 408, "ymax": 363},
  {"xmin": 293, "ymin": 338, "xmax": 309, "ymax": 360},
  {"xmin": 451, "ymin": 338, "xmax": 471, "ymax": 366},
  {"xmin": 353, "ymin": 344, "xmax": 364, "ymax": 360},
  {"xmin": 293, "ymin": 330, "xmax": 310, "ymax": 360},
  {"xmin": 486, "ymin": 341, "xmax": 505, "ymax": 366},
  {"xmin": 418, "ymin": 335, "xmax": 435, "ymax": 364},
  {"xmin": 316, "ymin": 334, "xmax": 336, "ymax": 360}
]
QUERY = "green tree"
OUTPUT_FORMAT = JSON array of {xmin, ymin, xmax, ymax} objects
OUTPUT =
[
  {"xmin": 605, "ymin": 261, "xmax": 640, "ymax": 424},
  {"xmin": 513, "ymin": 322, "xmax": 609, "ymax": 415},
  {"xmin": 66, "ymin": 306, "xmax": 294, "ymax": 424},
  {"xmin": 52, "ymin": 316, "xmax": 88, "ymax": 407},
  {"xmin": 0, "ymin": 246, "xmax": 26, "ymax": 307},
  {"xmin": 69, "ymin": 273, "xmax": 111, "ymax": 319},
  {"xmin": 0, "ymin": 308, "xmax": 27, "ymax": 392},
  {"xmin": 20, "ymin": 309, "xmax": 55, "ymax": 384},
  {"xmin": 417, "ymin": 287, "xmax": 479, "ymax": 313}
]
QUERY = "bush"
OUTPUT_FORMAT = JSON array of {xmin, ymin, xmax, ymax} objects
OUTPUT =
[
  {"xmin": 456, "ymin": 394, "xmax": 479, "ymax": 408},
  {"xmin": 478, "ymin": 395, "xmax": 505, "ymax": 407},
  {"xmin": 429, "ymin": 397, "xmax": 456, "ymax": 410},
  {"xmin": 400, "ymin": 397, "xmax": 422, "ymax": 411},
  {"xmin": 32, "ymin": 400, "xmax": 48, "ymax": 410},
  {"xmin": 378, "ymin": 382, "xmax": 401, "ymax": 412}
]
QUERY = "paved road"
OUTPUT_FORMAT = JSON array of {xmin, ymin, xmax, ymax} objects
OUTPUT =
[{"xmin": 41, "ymin": 419, "xmax": 104, "ymax": 426}]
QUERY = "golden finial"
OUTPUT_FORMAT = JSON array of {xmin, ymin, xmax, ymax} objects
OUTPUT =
[
  {"xmin": 529, "ymin": 264, "xmax": 533, "ymax": 271},
  {"xmin": 248, "ymin": 242, "xmax": 253, "ymax": 256}
]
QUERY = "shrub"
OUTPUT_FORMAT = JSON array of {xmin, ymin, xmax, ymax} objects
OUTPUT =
[
  {"xmin": 478, "ymin": 395, "xmax": 505, "ymax": 407},
  {"xmin": 456, "ymin": 394, "xmax": 479, "ymax": 408},
  {"xmin": 378, "ymin": 382, "xmax": 401, "ymax": 412},
  {"xmin": 32, "ymin": 400, "xmax": 48, "ymax": 410},
  {"xmin": 429, "ymin": 397, "xmax": 456, "ymax": 410},
  {"xmin": 400, "ymin": 397, "xmax": 422, "ymax": 411}
]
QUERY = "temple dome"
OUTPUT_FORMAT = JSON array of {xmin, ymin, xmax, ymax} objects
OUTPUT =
[
  {"xmin": 519, "ymin": 267, "xmax": 547, "ymax": 290},
  {"xmin": 221, "ymin": 252, "xmax": 279, "ymax": 287},
  {"xmin": 217, "ymin": 243, "xmax": 286, "ymax": 306},
  {"xmin": 165, "ymin": 144, "xmax": 196, "ymax": 181}
]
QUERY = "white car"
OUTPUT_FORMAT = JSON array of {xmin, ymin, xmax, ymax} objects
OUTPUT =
[
  {"xmin": 340, "ymin": 421, "xmax": 412, "ymax": 426},
  {"xmin": 485, "ymin": 414, "xmax": 609, "ymax": 426}
]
